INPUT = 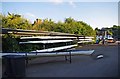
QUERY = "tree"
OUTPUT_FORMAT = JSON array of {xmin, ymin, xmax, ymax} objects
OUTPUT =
[
  {"xmin": 1, "ymin": 13, "xmax": 96, "ymax": 52},
  {"xmin": 112, "ymin": 25, "xmax": 120, "ymax": 40},
  {"xmin": 2, "ymin": 12, "xmax": 32, "ymax": 29},
  {"xmin": 65, "ymin": 17, "xmax": 75, "ymax": 23}
]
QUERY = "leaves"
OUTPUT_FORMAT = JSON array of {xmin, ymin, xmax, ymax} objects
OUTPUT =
[
  {"xmin": 1, "ymin": 13, "xmax": 95, "ymax": 36},
  {"xmin": 1, "ymin": 13, "xmax": 96, "ymax": 52},
  {"xmin": 1, "ymin": 13, "xmax": 32, "ymax": 29}
]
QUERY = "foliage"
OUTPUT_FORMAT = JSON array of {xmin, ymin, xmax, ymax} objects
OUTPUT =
[
  {"xmin": 95, "ymin": 25, "xmax": 120, "ymax": 41},
  {"xmin": 1, "ymin": 13, "xmax": 96, "ymax": 52},
  {"xmin": 1, "ymin": 13, "xmax": 96, "ymax": 36},
  {"xmin": 1, "ymin": 12, "xmax": 32, "ymax": 29},
  {"xmin": 2, "ymin": 34, "xmax": 20, "ymax": 52},
  {"xmin": 111, "ymin": 25, "xmax": 120, "ymax": 40}
]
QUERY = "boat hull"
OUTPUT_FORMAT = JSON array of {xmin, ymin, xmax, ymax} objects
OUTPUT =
[{"xmin": 0, "ymin": 50, "xmax": 94, "ymax": 58}]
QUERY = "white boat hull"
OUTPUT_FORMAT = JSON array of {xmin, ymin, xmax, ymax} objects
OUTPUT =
[{"xmin": 0, "ymin": 50, "xmax": 94, "ymax": 58}]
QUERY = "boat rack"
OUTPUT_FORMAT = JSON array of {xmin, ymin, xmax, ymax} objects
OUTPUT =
[{"xmin": 25, "ymin": 50, "xmax": 72, "ymax": 65}]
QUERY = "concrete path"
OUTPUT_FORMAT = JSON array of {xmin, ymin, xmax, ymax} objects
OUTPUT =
[{"xmin": 26, "ymin": 44, "xmax": 118, "ymax": 77}]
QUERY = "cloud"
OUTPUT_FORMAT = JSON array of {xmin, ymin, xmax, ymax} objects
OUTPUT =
[
  {"xmin": 1, "ymin": 0, "xmax": 119, "ymax": 2},
  {"xmin": 49, "ymin": 0, "xmax": 63, "ymax": 4},
  {"xmin": 25, "ymin": 13, "xmax": 36, "ymax": 18},
  {"xmin": 24, "ymin": 12, "xmax": 37, "ymax": 23},
  {"xmin": 69, "ymin": 1, "xmax": 76, "ymax": 8},
  {"xmin": 49, "ymin": 0, "xmax": 76, "ymax": 8}
]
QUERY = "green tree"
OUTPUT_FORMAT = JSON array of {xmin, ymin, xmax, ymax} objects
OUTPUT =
[{"xmin": 1, "ymin": 12, "xmax": 32, "ymax": 29}]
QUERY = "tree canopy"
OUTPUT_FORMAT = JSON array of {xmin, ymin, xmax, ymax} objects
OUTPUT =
[
  {"xmin": 95, "ymin": 25, "xmax": 120, "ymax": 40},
  {"xmin": 1, "ymin": 13, "xmax": 32, "ymax": 29},
  {"xmin": 1, "ymin": 13, "xmax": 96, "ymax": 37},
  {"xmin": 1, "ymin": 13, "xmax": 96, "ymax": 52}
]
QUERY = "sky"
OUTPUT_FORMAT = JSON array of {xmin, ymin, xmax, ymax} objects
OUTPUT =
[{"xmin": 1, "ymin": 0, "xmax": 119, "ymax": 29}]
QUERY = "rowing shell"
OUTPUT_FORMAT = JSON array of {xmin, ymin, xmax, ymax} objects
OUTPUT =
[{"xmin": 0, "ymin": 50, "xmax": 94, "ymax": 58}]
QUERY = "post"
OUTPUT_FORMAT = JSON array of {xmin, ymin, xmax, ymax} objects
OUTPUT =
[
  {"xmin": 65, "ymin": 55, "xmax": 67, "ymax": 61},
  {"xmin": 69, "ymin": 51, "xmax": 71, "ymax": 63},
  {"xmin": 25, "ymin": 52, "xmax": 28, "ymax": 66}
]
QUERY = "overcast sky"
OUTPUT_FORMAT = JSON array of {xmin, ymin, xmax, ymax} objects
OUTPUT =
[{"xmin": 1, "ymin": 0, "xmax": 119, "ymax": 29}]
